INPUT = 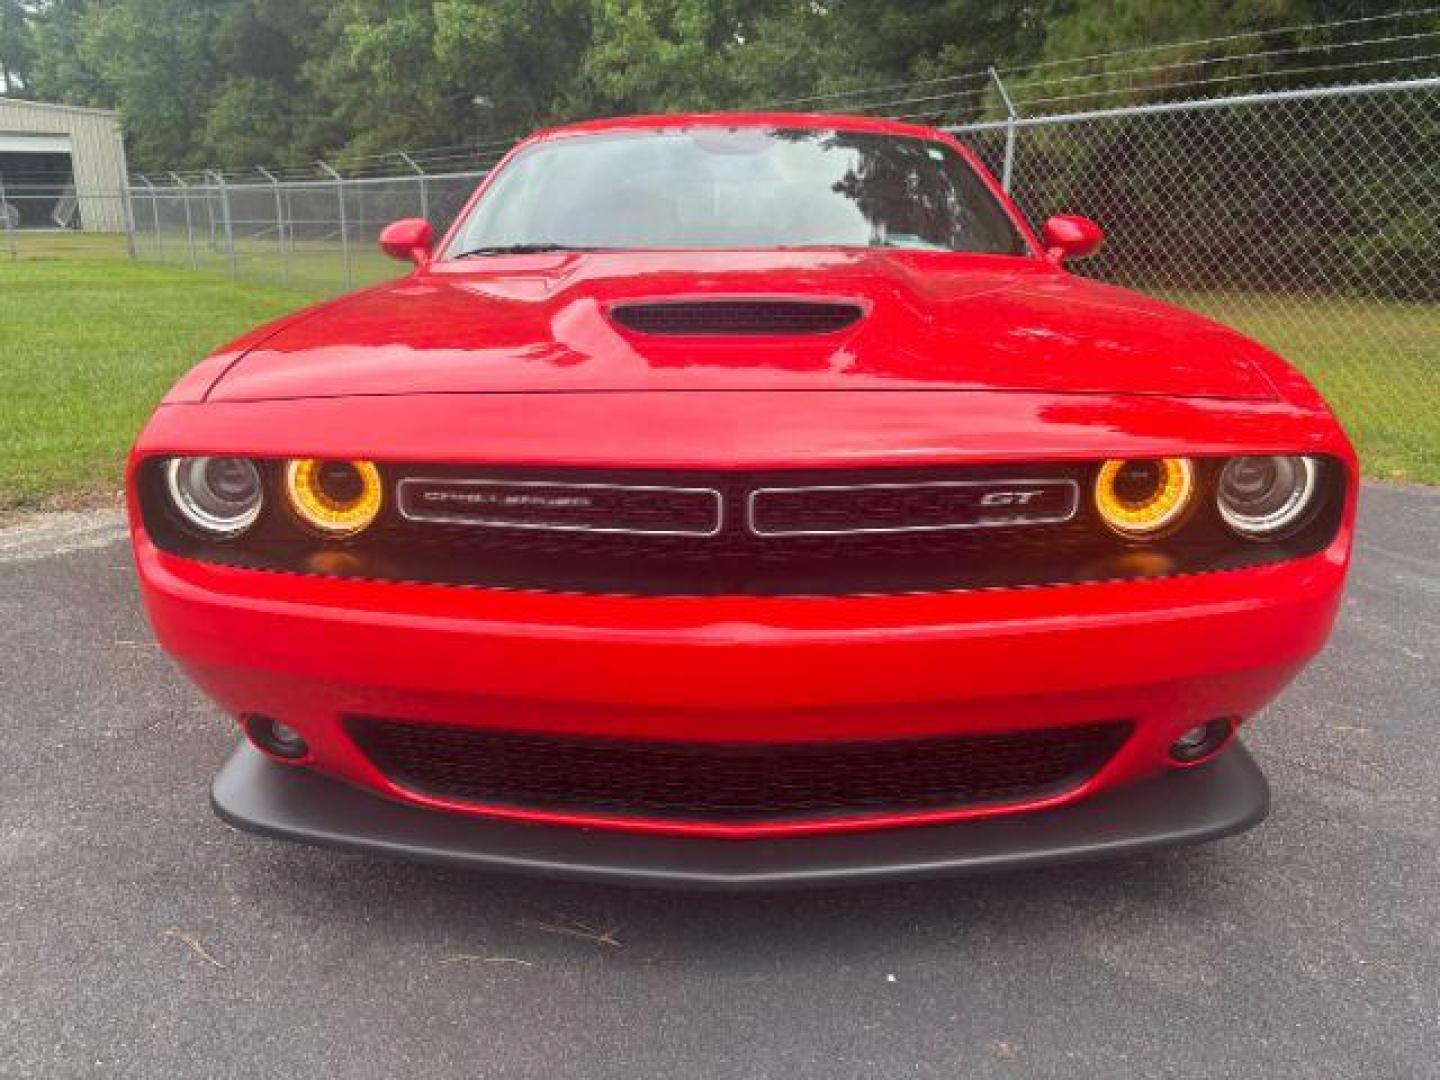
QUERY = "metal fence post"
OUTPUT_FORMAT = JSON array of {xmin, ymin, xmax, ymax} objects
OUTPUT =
[
  {"xmin": 200, "ymin": 177, "xmax": 216, "ymax": 252},
  {"xmin": 257, "ymin": 166, "xmax": 289, "ymax": 288},
  {"xmin": 989, "ymin": 67, "xmax": 1020, "ymax": 194},
  {"xmin": 139, "ymin": 175, "xmax": 164, "ymax": 260},
  {"xmin": 121, "ymin": 180, "xmax": 137, "ymax": 260},
  {"xmin": 212, "ymin": 170, "xmax": 238, "ymax": 279},
  {"xmin": 355, "ymin": 178, "xmax": 366, "ymax": 264},
  {"xmin": 283, "ymin": 186, "xmax": 295, "ymax": 275},
  {"xmin": 171, "ymin": 172, "xmax": 198, "ymax": 270},
  {"xmin": 0, "ymin": 173, "xmax": 16, "ymax": 261},
  {"xmin": 318, "ymin": 160, "xmax": 353, "ymax": 290},
  {"xmin": 400, "ymin": 151, "xmax": 430, "ymax": 223}
]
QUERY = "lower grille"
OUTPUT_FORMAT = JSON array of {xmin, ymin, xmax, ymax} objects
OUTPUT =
[{"xmin": 348, "ymin": 718, "xmax": 1130, "ymax": 824}]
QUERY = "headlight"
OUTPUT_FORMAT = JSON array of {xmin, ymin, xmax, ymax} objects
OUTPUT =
[
  {"xmin": 1093, "ymin": 458, "xmax": 1195, "ymax": 538},
  {"xmin": 1217, "ymin": 455, "xmax": 1319, "ymax": 538},
  {"xmin": 165, "ymin": 456, "xmax": 263, "ymax": 537},
  {"xmin": 283, "ymin": 459, "xmax": 383, "ymax": 537}
]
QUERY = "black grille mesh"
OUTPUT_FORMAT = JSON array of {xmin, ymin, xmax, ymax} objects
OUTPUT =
[
  {"xmin": 366, "ymin": 463, "xmax": 1101, "ymax": 596},
  {"xmin": 367, "ymin": 511, "xmax": 1100, "ymax": 595},
  {"xmin": 349, "ymin": 718, "xmax": 1130, "ymax": 823},
  {"xmin": 611, "ymin": 300, "xmax": 863, "ymax": 335}
]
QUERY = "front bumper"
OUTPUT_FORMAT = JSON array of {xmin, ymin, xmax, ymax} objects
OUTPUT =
[
  {"xmin": 137, "ymin": 529, "xmax": 1343, "ymax": 835},
  {"xmin": 133, "ymin": 389, "xmax": 1353, "ymax": 856},
  {"xmin": 213, "ymin": 739, "xmax": 1269, "ymax": 888}
]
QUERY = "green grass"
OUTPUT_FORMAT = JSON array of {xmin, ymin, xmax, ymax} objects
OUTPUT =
[
  {"xmin": 3, "ymin": 230, "xmax": 134, "ymax": 261},
  {"xmin": 1, "ymin": 256, "xmax": 323, "ymax": 508},
  {"xmin": 1, "ymin": 252, "xmax": 1435, "ymax": 509},
  {"xmin": 131, "ymin": 233, "xmax": 403, "ymax": 295},
  {"xmin": 1160, "ymin": 290, "xmax": 1440, "ymax": 483}
]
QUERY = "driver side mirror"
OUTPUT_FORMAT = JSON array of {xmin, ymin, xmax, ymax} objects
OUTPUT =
[
  {"xmin": 1041, "ymin": 215, "xmax": 1104, "ymax": 264},
  {"xmin": 379, "ymin": 218, "xmax": 434, "ymax": 266}
]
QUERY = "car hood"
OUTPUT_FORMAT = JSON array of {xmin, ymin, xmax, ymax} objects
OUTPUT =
[{"xmin": 206, "ymin": 250, "xmax": 1277, "ymax": 402}]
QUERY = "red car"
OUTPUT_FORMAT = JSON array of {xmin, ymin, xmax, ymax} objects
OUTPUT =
[{"xmin": 129, "ymin": 113, "xmax": 1354, "ymax": 887}]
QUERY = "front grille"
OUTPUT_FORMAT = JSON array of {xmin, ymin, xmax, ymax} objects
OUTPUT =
[
  {"xmin": 348, "ymin": 718, "xmax": 1131, "ymax": 824},
  {"xmin": 375, "ymin": 462, "xmax": 1106, "ymax": 596},
  {"xmin": 610, "ymin": 300, "xmax": 863, "ymax": 335},
  {"xmin": 749, "ymin": 479, "xmax": 1079, "ymax": 536},
  {"xmin": 397, "ymin": 478, "xmax": 723, "ymax": 536}
]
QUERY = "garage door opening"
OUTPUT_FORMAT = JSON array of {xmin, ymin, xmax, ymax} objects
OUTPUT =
[
  {"xmin": 0, "ymin": 101, "xmax": 130, "ymax": 236},
  {"xmin": 0, "ymin": 136, "xmax": 78, "ymax": 230}
]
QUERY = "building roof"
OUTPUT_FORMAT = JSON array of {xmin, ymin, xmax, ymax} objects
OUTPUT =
[{"xmin": 0, "ymin": 97, "xmax": 120, "ymax": 120}]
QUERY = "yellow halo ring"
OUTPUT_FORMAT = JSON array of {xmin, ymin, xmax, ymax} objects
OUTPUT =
[
  {"xmin": 284, "ymin": 459, "xmax": 383, "ymax": 537},
  {"xmin": 1094, "ymin": 458, "xmax": 1194, "ymax": 537}
]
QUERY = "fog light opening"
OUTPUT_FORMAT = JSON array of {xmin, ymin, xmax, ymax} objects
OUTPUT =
[
  {"xmin": 241, "ymin": 714, "xmax": 310, "ymax": 762},
  {"xmin": 1169, "ymin": 718, "xmax": 1236, "ymax": 766}
]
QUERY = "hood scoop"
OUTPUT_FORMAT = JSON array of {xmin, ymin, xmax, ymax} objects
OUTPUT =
[{"xmin": 610, "ymin": 299, "xmax": 864, "ymax": 336}]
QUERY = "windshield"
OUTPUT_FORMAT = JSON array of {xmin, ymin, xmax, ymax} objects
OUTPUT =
[{"xmin": 445, "ymin": 127, "xmax": 1029, "ymax": 256}]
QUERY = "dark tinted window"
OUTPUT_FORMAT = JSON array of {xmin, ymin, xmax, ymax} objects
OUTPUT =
[{"xmin": 447, "ymin": 127, "xmax": 1028, "ymax": 256}]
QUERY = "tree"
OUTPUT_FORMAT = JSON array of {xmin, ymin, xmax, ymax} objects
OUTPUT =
[
  {"xmin": 74, "ymin": 0, "xmax": 226, "ymax": 167},
  {"xmin": 0, "ymin": 0, "xmax": 34, "ymax": 93},
  {"xmin": 203, "ymin": 0, "xmax": 329, "ymax": 166},
  {"xmin": 23, "ymin": 0, "xmax": 110, "ymax": 107},
  {"xmin": 434, "ymin": 0, "xmax": 591, "ymax": 135},
  {"xmin": 13, "ymin": 0, "xmax": 1427, "ymax": 178},
  {"xmin": 573, "ymin": 0, "xmax": 760, "ymax": 114}
]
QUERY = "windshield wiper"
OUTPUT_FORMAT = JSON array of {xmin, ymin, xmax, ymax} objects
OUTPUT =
[{"xmin": 453, "ymin": 243, "xmax": 597, "ymax": 258}]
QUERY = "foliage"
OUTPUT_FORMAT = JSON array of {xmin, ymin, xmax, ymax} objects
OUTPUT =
[
  {"xmin": 12, "ymin": 0, "xmax": 1431, "ymax": 172},
  {"xmin": 8, "ymin": 0, "xmax": 1061, "ymax": 169},
  {"xmin": 0, "ymin": 0, "xmax": 33, "ymax": 93}
]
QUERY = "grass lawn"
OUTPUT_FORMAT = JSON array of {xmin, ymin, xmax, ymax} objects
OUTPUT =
[
  {"xmin": 1, "ymin": 250, "xmax": 1435, "ymax": 510},
  {"xmin": 131, "ymin": 232, "xmax": 404, "ymax": 295},
  {"xmin": 2, "ymin": 231, "xmax": 135, "ymax": 261},
  {"xmin": 1, "ymin": 256, "xmax": 322, "ymax": 508},
  {"xmin": 1160, "ymin": 290, "xmax": 1439, "ymax": 484}
]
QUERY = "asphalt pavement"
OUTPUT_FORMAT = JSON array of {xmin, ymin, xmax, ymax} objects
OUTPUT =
[{"xmin": 1, "ymin": 485, "xmax": 1436, "ymax": 1078}]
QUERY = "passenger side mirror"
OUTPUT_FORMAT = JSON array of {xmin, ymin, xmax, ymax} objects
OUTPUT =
[
  {"xmin": 379, "ymin": 218, "xmax": 434, "ymax": 265},
  {"xmin": 1041, "ymin": 215, "xmax": 1104, "ymax": 264}
]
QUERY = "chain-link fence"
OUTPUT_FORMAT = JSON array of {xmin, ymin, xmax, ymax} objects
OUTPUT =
[
  {"xmin": 949, "ymin": 76, "xmax": 1439, "ymax": 478},
  {"xmin": 0, "ymin": 177, "xmax": 135, "ymax": 261},
  {"xmin": 118, "ymin": 170, "xmax": 484, "ymax": 293},
  {"xmin": 0, "ymin": 166, "xmax": 484, "ymax": 288},
  {"xmin": 3, "ymin": 76, "xmax": 1435, "ymax": 477}
]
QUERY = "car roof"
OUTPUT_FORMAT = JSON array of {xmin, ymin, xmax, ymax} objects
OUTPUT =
[{"xmin": 530, "ymin": 111, "xmax": 949, "ymax": 143}]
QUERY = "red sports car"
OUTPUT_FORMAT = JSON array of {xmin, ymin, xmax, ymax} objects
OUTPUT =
[{"xmin": 128, "ymin": 113, "xmax": 1354, "ymax": 887}]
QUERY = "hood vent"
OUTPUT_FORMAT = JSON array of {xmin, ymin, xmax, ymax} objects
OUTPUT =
[{"xmin": 611, "ymin": 299, "xmax": 863, "ymax": 336}]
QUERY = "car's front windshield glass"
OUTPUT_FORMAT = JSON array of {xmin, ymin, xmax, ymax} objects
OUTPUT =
[{"xmin": 445, "ymin": 127, "xmax": 1029, "ymax": 257}]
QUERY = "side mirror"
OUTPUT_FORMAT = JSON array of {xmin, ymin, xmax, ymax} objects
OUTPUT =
[
  {"xmin": 379, "ymin": 218, "xmax": 434, "ymax": 265},
  {"xmin": 1041, "ymin": 215, "xmax": 1104, "ymax": 264}
]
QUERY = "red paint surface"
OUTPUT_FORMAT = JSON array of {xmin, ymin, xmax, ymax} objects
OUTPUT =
[
  {"xmin": 1042, "ymin": 214, "xmax": 1106, "ymax": 263},
  {"xmin": 129, "ymin": 111, "xmax": 1356, "ymax": 838},
  {"xmin": 199, "ymin": 254, "xmax": 1277, "ymax": 403}
]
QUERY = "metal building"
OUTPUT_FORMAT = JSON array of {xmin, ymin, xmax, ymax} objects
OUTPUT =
[{"xmin": 0, "ymin": 98, "xmax": 130, "ymax": 232}]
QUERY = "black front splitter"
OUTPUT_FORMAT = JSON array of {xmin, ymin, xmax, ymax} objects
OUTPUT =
[{"xmin": 212, "ymin": 742, "xmax": 1269, "ymax": 890}]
